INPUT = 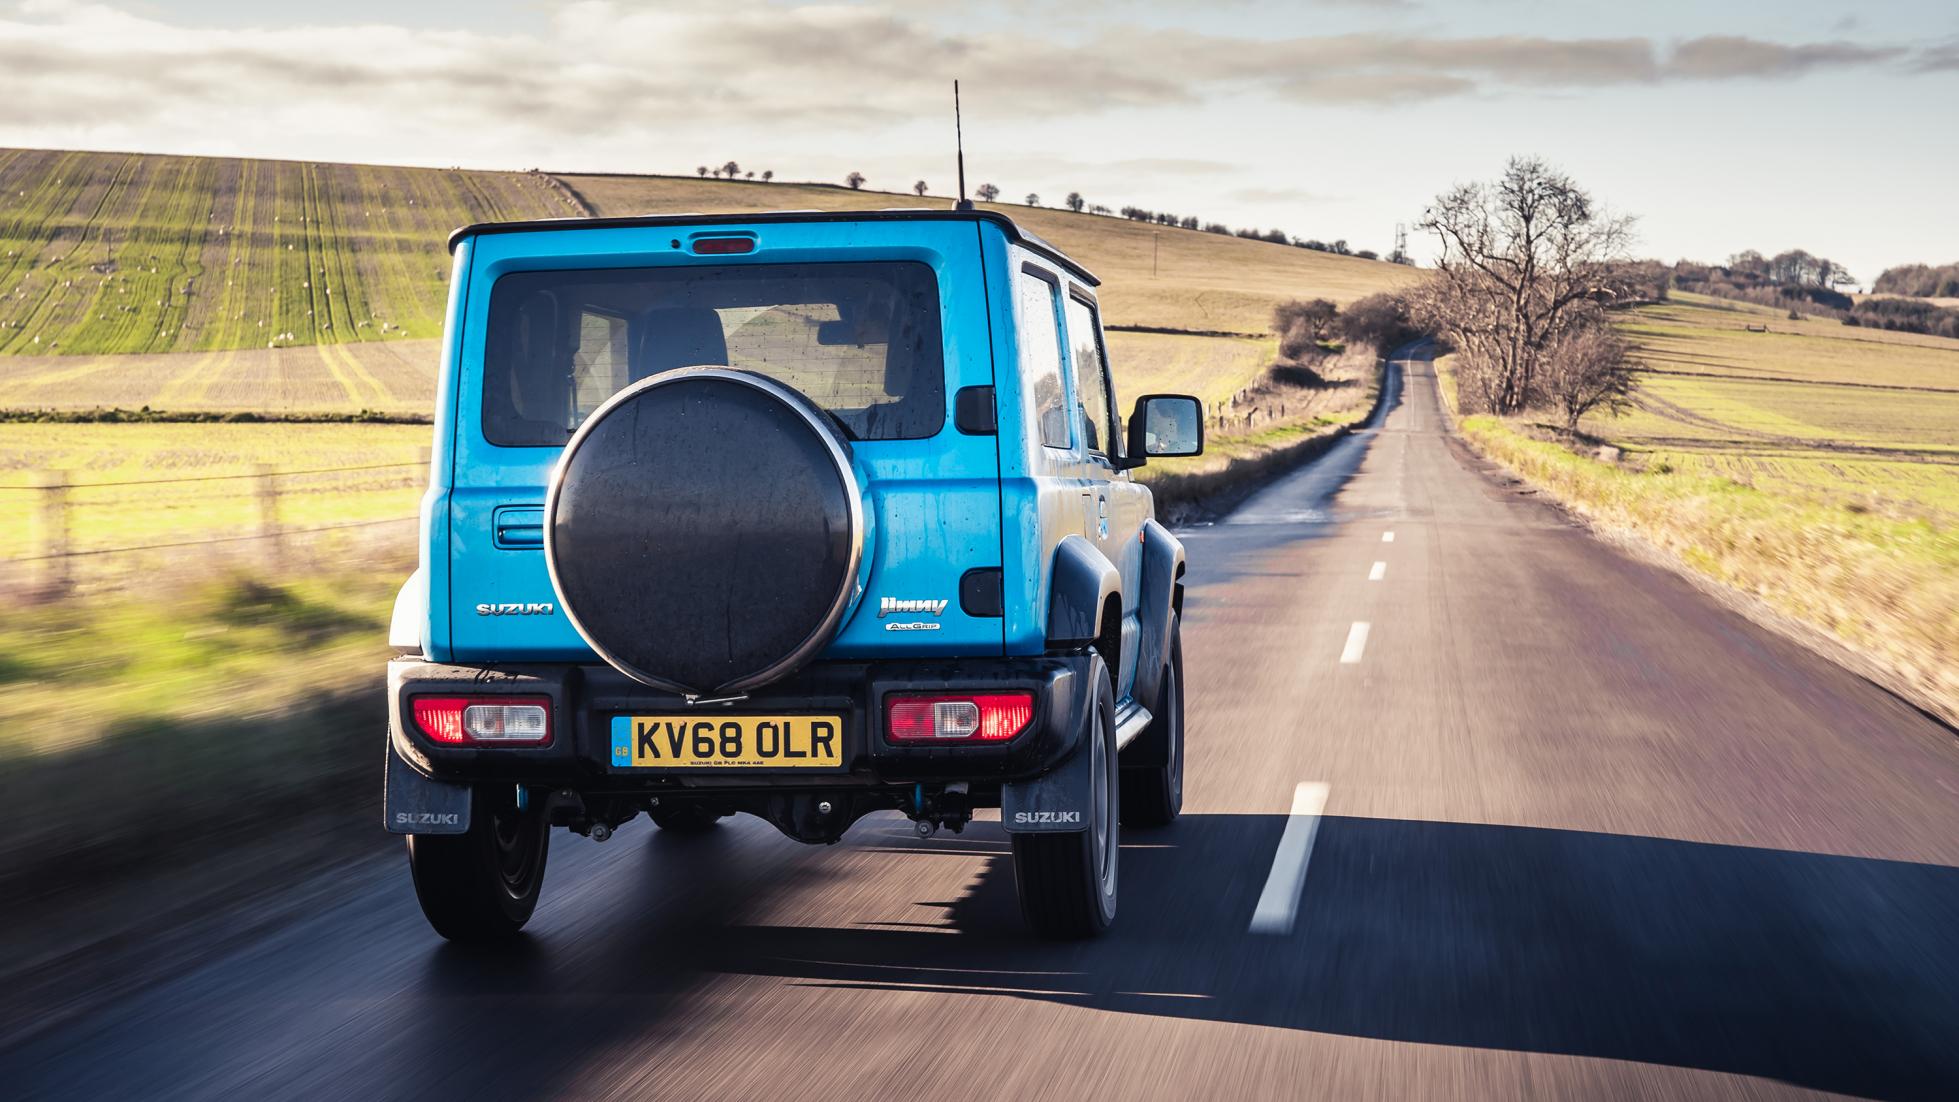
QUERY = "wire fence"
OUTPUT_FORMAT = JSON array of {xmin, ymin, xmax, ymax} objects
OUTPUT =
[{"xmin": 4, "ymin": 453, "xmax": 427, "ymax": 595}]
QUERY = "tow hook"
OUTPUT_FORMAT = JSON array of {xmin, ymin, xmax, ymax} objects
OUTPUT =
[
  {"xmin": 587, "ymin": 823, "xmax": 613, "ymax": 842},
  {"xmin": 914, "ymin": 819, "xmax": 937, "ymax": 838}
]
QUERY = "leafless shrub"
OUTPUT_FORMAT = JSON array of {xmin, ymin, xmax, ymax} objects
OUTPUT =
[{"xmin": 1538, "ymin": 312, "xmax": 1638, "ymax": 434}]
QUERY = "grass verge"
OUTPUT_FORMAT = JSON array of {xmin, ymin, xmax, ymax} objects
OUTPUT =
[
  {"xmin": 1140, "ymin": 347, "xmax": 1385, "ymax": 522},
  {"xmin": 0, "ymin": 571, "xmax": 396, "ymax": 891}
]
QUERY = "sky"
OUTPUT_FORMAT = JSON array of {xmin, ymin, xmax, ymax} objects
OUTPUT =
[{"xmin": 2, "ymin": 0, "xmax": 1956, "ymax": 283}]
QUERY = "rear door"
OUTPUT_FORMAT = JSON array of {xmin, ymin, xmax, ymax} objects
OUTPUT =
[
  {"xmin": 439, "ymin": 219, "xmax": 1003, "ymax": 664},
  {"xmin": 1061, "ymin": 286, "xmax": 1148, "ymax": 700}
]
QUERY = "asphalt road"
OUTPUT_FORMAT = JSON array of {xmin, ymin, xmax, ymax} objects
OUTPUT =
[{"xmin": 7, "ymin": 351, "xmax": 1958, "ymax": 1100}]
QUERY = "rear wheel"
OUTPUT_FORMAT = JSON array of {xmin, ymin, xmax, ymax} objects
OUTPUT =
[
  {"xmin": 1013, "ymin": 658, "xmax": 1119, "ymax": 938},
  {"xmin": 1121, "ymin": 615, "xmax": 1184, "ymax": 827},
  {"xmin": 407, "ymin": 785, "xmax": 549, "ymax": 943}
]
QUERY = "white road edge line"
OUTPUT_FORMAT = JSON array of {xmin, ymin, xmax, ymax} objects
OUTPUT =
[
  {"xmin": 1340, "ymin": 621, "xmax": 1370, "ymax": 664},
  {"xmin": 1368, "ymin": 561, "xmax": 1386, "ymax": 581},
  {"xmin": 1249, "ymin": 781, "xmax": 1332, "ymax": 935},
  {"xmin": 1381, "ymin": 531, "xmax": 1395, "ymax": 543}
]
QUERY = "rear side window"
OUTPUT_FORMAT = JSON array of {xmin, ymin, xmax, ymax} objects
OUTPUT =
[
  {"xmin": 1015, "ymin": 270, "xmax": 1070, "ymax": 449},
  {"xmin": 1063, "ymin": 293, "xmax": 1115, "ymax": 458},
  {"xmin": 481, "ymin": 261, "xmax": 945, "ymax": 445}
]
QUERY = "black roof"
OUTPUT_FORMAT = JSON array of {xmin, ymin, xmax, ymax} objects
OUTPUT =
[{"xmin": 446, "ymin": 208, "xmax": 1098, "ymax": 286}]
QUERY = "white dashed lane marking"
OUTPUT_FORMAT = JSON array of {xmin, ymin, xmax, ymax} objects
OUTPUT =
[
  {"xmin": 1339, "ymin": 621, "xmax": 1370, "ymax": 664},
  {"xmin": 1368, "ymin": 561, "xmax": 1386, "ymax": 581},
  {"xmin": 1381, "ymin": 531, "xmax": 1395, "ymax": 543},
  {"xmin": 1249, "ymin": 782, "xmax": 1332, "ymax": 935}
]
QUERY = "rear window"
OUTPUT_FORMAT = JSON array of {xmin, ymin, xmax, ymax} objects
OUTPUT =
[{"xmin": 481, "ymin": 261, "xmax": 945, "ymax": 446}]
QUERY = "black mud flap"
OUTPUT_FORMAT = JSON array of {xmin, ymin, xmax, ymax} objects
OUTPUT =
[
  {"xmin": 1002, "ymin": 723, "xmax": 1094, "ymax": 834},
  {"xmin": 384, "ymin": 740, "xmax": 471, "ymax": 835}
]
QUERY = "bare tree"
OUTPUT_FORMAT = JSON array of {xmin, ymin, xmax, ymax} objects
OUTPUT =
[
  {"xmin": 1538, "ymin": 312, "xmax": 1638, "ymax": 434},
  {"xmin": 846, "ymin": 171, "xmax": 866, "ymax": 190},
  {"xmin": 1065, "ymin": 192, "xmax": 1085, "ymax": 212},
  {"xmin": 1417, "ymin": 156, "xmax": 1636, "ymax": 415},
  {"xmin": 723, "ymin": 161, "xmax": 740, "ymax": 179},
  {"xmin": 914, "ymin": 180, "xmax": 929, "ymax": 197},
  {"xmin": 975, "ymin": 182, "xmax": 1000, "ymax": 202},
  {"xmin": 696, "ymin": 166, "xmax": 708, "ymax": 178},
  {"xmin": 761, "ymin": 170, "xmax": 773, "ymax": 183},
  {"xmin": 745, "ymin": 171, "xmax": 755, "ymax": 180},
  {"xmin": 1024, "ymin": 193, "xmax": 1040, "ymax": 207}
]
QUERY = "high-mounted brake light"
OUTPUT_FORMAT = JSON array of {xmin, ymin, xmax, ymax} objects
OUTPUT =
[
  {"xmin": 885, "ymin": 692, "xmax": 1034, "ymax": 743},
  {"xmin": 691, "ymin": 236, "xmax": 755, "ymax": 255},
  {"xmin": 412, "ymin": 696, "xmax": 553, "ymax": 746}
]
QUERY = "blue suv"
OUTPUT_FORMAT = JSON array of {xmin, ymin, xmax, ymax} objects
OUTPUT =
[{"xmin": 384, "ymin": 209, "xmax": 1203, "ymax": 940}]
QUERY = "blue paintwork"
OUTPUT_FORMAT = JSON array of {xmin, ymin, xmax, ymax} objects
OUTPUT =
[
  {"xmin": 429, "ymin": 217, "xmax": 1006, "ymax": 665},
  {"xmin": 417, "ymin": 214, "xmax": 1163, "ymax": 707}
]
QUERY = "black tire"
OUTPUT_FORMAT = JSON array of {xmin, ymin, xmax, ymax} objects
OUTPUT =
[
  {"xmin": 1013, "ymin": 657, "xmax": 1119, "ymax": 938},
  {"xmin": 1121, "ymin": 615, "xmax": 1184, "ymax": 827},
  {"xmin": 649, "ymin": 803, "xmax": 726, "ymax": 834},
  {"xmin": 407, "ymin": 785, "xmax": 549, "ymax": 943}
]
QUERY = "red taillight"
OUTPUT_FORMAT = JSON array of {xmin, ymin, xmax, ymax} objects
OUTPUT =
[
  {"xmin": 411, "ymin": 696, "xmax": 552, "ymax": 746},
  {"xmin": 885, "ymin": 692, "xmax": 1034, "ymax": 743},
  {"xmin": 691, "ymin": 236, "xmax": 755, "ymax": 255}
]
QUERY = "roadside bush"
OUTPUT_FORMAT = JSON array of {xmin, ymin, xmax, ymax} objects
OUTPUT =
[
  {"xmin": 1336, "ymin": 292, "xmax": 1423, "ymax": 353},
  {"xmin": 1272, "ymin": 298, "xmax": 1338, "ymax": 361}
]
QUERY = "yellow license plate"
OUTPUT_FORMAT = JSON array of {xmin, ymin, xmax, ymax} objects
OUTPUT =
[{"xmin": 609, "ymin": 714, "xmax": 844, "ymax": 769}]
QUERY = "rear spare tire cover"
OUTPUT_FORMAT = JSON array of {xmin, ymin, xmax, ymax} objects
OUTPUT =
[{"xmin": 545, "ymin": 368, "xmax": 864, "ymax": 696}]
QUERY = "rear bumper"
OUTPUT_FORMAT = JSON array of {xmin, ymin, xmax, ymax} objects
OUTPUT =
[{"xmin": 387, "ymin": 655, "xmax": 1090, "ymax": 795}]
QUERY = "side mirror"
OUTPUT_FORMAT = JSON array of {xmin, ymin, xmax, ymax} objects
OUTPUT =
[{"xmin": 1122, "ymin": 393, "xmax": 1204, "ymax": 467}]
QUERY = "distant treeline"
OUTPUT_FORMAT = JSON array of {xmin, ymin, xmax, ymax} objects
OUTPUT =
[
  {"xmin": 1108, "ymin": 205, "xmax": 1409, "ymax": 264},
  {"xmin": 1672, "ymin": 249, "xmax": 1959, "ymax": 339},
  {"xmin": 1872, "ymin": 262, "xmax": 1959, "ymax": 299}
]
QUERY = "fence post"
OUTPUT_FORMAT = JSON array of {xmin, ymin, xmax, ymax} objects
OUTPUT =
[
  {"xmin": 31, "ymin": 471, "xmax": 70, "ymax": 597},
  {"xmin": 255, "ymin": 463, "xmax": 282, "ymax": 571}
]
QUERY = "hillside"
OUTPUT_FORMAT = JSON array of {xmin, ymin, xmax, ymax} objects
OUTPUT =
[
  {"xmin": 0, "ymin": 149, "xmax": 1417, "ymax": 415},
  {"xmin": 1599, "ymin": 291, "xmax": 1959, "ymax": 521},
  {"xmin": 557, "ymin": 174, "xmax": 1417, "ymax": 333},
  {"xmin": 0, "ymin": 148, "xmax": 578, "ymax": 357}
]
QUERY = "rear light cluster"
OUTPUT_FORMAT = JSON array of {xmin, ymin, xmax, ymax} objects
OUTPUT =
[
  {"xmin": 412, "ymin": 696, "xmax": 553, "ymax": 746},
  {"xmin": 885, "ymin": 692, "xmax": 1034, "ymax": 743}
]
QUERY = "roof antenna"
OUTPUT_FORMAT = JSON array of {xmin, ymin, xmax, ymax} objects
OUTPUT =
[{"xmin": 953, "ymin": 80, "xmax": 973, "ymax": 211}]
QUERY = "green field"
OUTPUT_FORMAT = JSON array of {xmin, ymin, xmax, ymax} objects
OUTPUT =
[
  {"xmin": 0, "ymin": 148, "xmax": 576, "ymax": 358},
  {"xmin": 0, "ymin": 149, "xmax": 1415, "ymax": 426},
  {"xmin": 0, "ymin": 422, "xmax": 430, "ymax": 571},
  {"xmin": 1594, "ymin": 292, "xmax": 1959, "ymax": 523}
]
